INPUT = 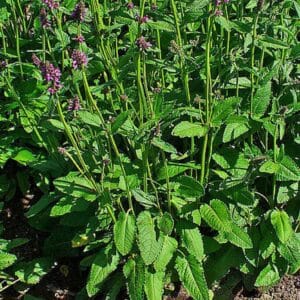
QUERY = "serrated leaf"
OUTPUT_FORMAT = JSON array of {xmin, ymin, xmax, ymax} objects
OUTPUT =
[
  {"xmin": 270, "ymin": 210, "xmax": 293, "ymax": 243},
  {"xmin": 200, "ymin": 200, "xmax": 231, "ymax": 232},
  {"xmin": 215, "ymin": 16, "xmax": 231, "ymax": 31},
  {"xmin": 252, "ymin": 82, "xmax": 272, "ymax": 116},
  {"xmin": 0, "ymin": 252, "xmax": 17, "ymax": 270},
  {"xmin": 276, "ymin": 156, "xmax": 300, "ymax": 182},
  {"xmin": 86, "ymin": 247, "xmax": 120, "ymax": 297},
  {"xmin": 278, "ymin": 233, "xmax": 300, "ymax": 274},
  {"xmin": 114, "ymin": 212, "xmax": 136, "ymax": 256},
  {"xmin": 178, "ymin": 220, "xmax": 204, "ymax": 261},
  {"xmin": 50, "ymin": 196, "xmax": 89, "ymax": 216},
  {"xmin": 224, "ymin": 223, "xmax": 253, "ymax": 249},
  {"xmin": 175, "ymin": 176, "xmax": 204, "ymax": 198},
  {"xmin": 144, "ymin": 269, "xmax": 164, "ymax": 300},
  {"xmin": 132, "ymin": 189, "xmax": 157, "ymax": 209},
  {"xmin": 77, "ymin": 110, "xmax": 102, "ymax": 127},
  {"xmin": 259, "ymin": 160, "xmax": 279, "ymax": 174},
  {"xmin": 123, "ymin": 257, "xmax": 145, "ymax": 300},
  {"xmin": 172, "ymin": 121, "xmax": 208, "ymax": 138},
  {"xmin": 255, "ymin": 264, "xmax": 280, "ymax": 287},
  {"xmin": 137, "ymin": 211, "xmax": 159, "ymax": 265},
  {"xmin": 151, "ymin": 137, "xmax": 177, "ymax": 154},
  {"xmin": 211, "ymin": 97, "xmax": 240, "ymax": 126},
  {"xmin": 15, "ymin": 257, "xmax": 54, "ymax": 284},
  {"xmin": 154, "ymin": 235, "xmax": 178, "ymax": 271},
  {"xmin": 158, "ymin": 212, "xmax": 174, "ymax": 235},
  {"xmin": 175, "ymin": 254, "xmax": 209, "ymax": 300},
  {"xmin": 223, "ymin": 122, "xmax": 249, "ymax": 143}
]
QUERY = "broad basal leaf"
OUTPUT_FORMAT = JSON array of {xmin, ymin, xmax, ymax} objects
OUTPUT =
[
  {"xmin": 0, "ymin": 251, "xmax": 17, "ymax": 270},
  {"xmin": 172, "ymin": 121, "xmax": 208, "ymax": 138},
  {"xmin": 154, "ymin": 235, "xmax": 178, "ymax": 271},
  {"xmin": 144, "ymin": 269, "xmax": 164, "ymax": 300},
  {"xmin": 255, "ymin": 263, "xmax": 280, "ymax": 287},
  {"xmin": 270, "ymin": 210, "xmax": 293, "ymax": 243},
  {"xmin": 114, "ymin": 211, "xmax": 136, "ymax": 256},
  {"xmin": 137, "ymin": 211, "xmax": 159, "ymax": 265},
  {"xmin": 175, "ymin": 254, "xmax": 209, "ymax": 300},
  {"xmin": 123, "ymin": 257, "xmax": 145, "ymax": 300},
  {"xmin": 174, "ymin": 176, "xmax": 204, "ymax": 198},
  {"xmin": 178, "ymin": 220, "xmax": 204, "ymax": 261},
  {"xmin": 158, "ymin": 212, "xmax": 174, "ymax": 235},
  {"xmin": 276, "ymin": 156, "xmax": 300, "ymax": 182},
  {"xmin": 86, "ymin": 246, "xmax": 120, "ymax": 297},
  {"xmin": 224, "ymin": 223, "xmax": 253, "ymax": 249},
  {"xmin": 252, "ymin": 82, "xmax": 272, "ymax": 117},
  {"xmin": 200, "ymin": 199, "xmax": 231, "ymax": 232}
]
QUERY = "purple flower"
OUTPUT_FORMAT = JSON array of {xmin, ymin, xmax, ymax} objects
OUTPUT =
[
  {"xmin": 1, "ymin": 60, "xmax": 7, "ymax": 69},
  {"xmin": 42, "ymin": 0, "xmax": 59, "ymax": 9},
  {"xmin": 215, "ymin": 9, "xmax": 223, "ymax": 16},
  {"xmin": 136, "ymin": 36, "xmax": 152, "ymax": 51},
  {"xmin": 71, "ymin": 1, "xmax": 87, "ymax": 22},
  {"xmin": 58, "ymin": 147, "xmax": 66, "ymax": 154},
  {"xmin": 136, "ymin": 14, "xmax": 150, "ymax": 23},
  {"xmin": 32, "ymin": 54, "xmax": 62, "ymax": 94},
  {"xmin": 68, "ymin": 95, "xmax": 81, "ymax": 111},
  {"xmin": 40, "ymin": 8, "xmax": 51, "ymax": 28},
  {"xmin": 215, "ymin": 0, "xmax": 222, "ymax": 5},
  {"xmin": 73, "ymin": 34, "xmax": 85, "ymax": 43},
  {"xmin": 151, "ymin": 3, "xmax": 158, "ymax": 10},
  {"xmin": 127, "ymin": 2, "xmax": 134, "ymax": 9},
  {"xmin": 223, "ymin": 0, "xmax": 230, "ymax": 3},
  {"xmin": 71, "ymin": 49, "xmax": 88, "ymax": 69}
]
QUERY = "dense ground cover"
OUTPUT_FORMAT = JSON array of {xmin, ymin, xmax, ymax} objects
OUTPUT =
[{"xmin": 0, "ymin": 0, "xmax": 299, "ymax": 299}]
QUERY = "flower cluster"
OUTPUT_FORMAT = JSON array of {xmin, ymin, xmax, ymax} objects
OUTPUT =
[
  {"xmin": 71, "ymin": 49, "xmax": 88, "ymax": 69},
  {"xmin": 73, "ymin": 34, "xmax": 85, "ymax": 43},
  {"xmin": 42, "ymin": 0, "xmax": 59, "ymax": 9},
  {"xmin": 127, "ymin": 2, "xmax": 134, "ymax": 9},
  {"xmin": 32, "ymin": 54, "xmax": 62, "ymax": 94},
  {"xmin": 136, "ymin": 15, "xmax": 150, "ymax": 24},
  {"xmin": 68, "ymin": 95, "xmax": 81, "ymax": 111},
  {"xmin": 214, "ymin": 0, "xmax": 229, "ymax": 16},
  {"xmin": 71, "ymin": 1, "xmax": 87, "ymax": 22},
  {"xmin": 40, "ymin": 8, "xmax": 51, "ymax": 28},
  {"xmin": 136, "ymin": 36, "xmax": 152, "ymax": 51}
]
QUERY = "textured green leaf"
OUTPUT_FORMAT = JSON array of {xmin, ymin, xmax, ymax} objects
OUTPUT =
[
  {"xmin": 278, "ymin": 233, "xmax": 300, "ymax": 274},
  {"xmin": 144, "ymin": 269, "xmax": 164, "ymax": 300},
  {"xmin": 50, "ymin": 196, "xmax": 89, "ymax": 216},
  {"xmin": 276, "ymin": 156, "xmax": 300, "ymax": 182},
  {"xmin": 224, "ymin": 223, "xmax": 253, "ymax": 249},
  {"xmin": 255, "ymin": 264, "xmax": 280, "ymax": 287},
  {"xmin": 0, "ymin": 251, "xmax": 17, "ymax": 270},
  {"xmin": 252, "ymin": 82, "xmax": 272, "ymax": 116},
  {"xmin": 114, "ymin": 211, "xmax": 136, "ymax": 256},
  {"xmin": 13, "ymin": 149, "xmax": 36, "ymax": 165},
  {"xmin": 111, "ymin": 111, "xmax": 129, "ymax": 134},
  {"xmin": 259, "ymin": 160, "xmax": 279, "ymax": 174},
  {"xmin": 211, "ymin": 97, "xmax": 240, "ymax": 126},
  {"xmin": 270, "ymin": 210, "xmax": 293, "ymax": 243},
  {"xmin": 151, "ymin": 137, "xmax": 177, "ymax": 154},
  {"xmin": 15, "ymin": 257, "xmax": 54, "ymax": 284},
  {"xmin": 54, "ymin": 172, "xmax": 97, "ymax": 201},
  {"xmin": 137, "ymin": 211, "xmax": 159, "ymax": 265},
  {"xmin": 77, "ymin": 110, "xmax": 102, "ymax": 127},
  {"xmin": 123, "ymin": 257, "xmax": 145, "ymax": 300},
  {"xmin": 86, "ymin": 247, "xmax": 120, "ymax": 297},
  {"xmin": 172, "ymin": 121, "xmax": 208, "ymax": 138},
  {"xmin": 158, "ymin": 212, "xmax": 174, "ymax": 235},
  {"xmin": 132, "ymin": 189, "xmax": 157, "ymax": 209},
  {"xmin": 200, "ymin": 200, "xmax": 231, "ymax": 232},
  {"xmin": 223, "ymin": 122, "xmax": 249, "ymax": 143},
  {"xmin": 175, "ymin": 254, "xmax": 209, "ymax": 300},
  {"xmin": 215, "ymin": 16, "xmax": 232, "ymax": 31},
  {"xmin": 175, "ymin": 176, "xmax": 204, "ymax": 198},
  {"xmin": 178, "ymin": 220, "xmax": 204, "ymax": 261},
  {"xmin": 154, "ymin": 235, "xmax": 178, "ymax": 271}
]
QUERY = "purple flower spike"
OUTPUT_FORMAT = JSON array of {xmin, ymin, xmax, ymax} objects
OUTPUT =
[
  {"xmin": 215, "ymin": 9, "xmax": 223, "ymax": 16},
  {"xmin": 42, "ymin": 0, "xmax": 59, "ymax": 9},
  {"xmin": 215, "ymin": 0, "xmax": 222, "ymax": 6},
  {"xmin": 71, "ymin": 1, "xmax": 87, "ymax": 22},
  {"xmin": 58, "ymin": 147, "xmax": 66, "ymax": 154},
  {"xmin": 0, "ymin": 60, "xmax": 7, "ymax": 70},
  {"xmin": 136, "ymin": 36, "xmax": 152, "ymax": 51},
  {"xmin": 71, "ymin": 49, "xmax": 88, "ymax": 69},
  {"xmin": 68, "ymin": 95, "xmax": 81, "ymax": 111},
  {"xmin": 40, "ymin": 8, "xmax": 51, "ymax": 28},
  {"xmin": 73, "ymin": 34, "xmax": 85, "ymax": 43},
  {"xmin": 32, "ymin": 54, "xmax": 62, "ymax": 94},
  {"xmin": 127, "ymin": 2, "xmax": 134, "ymax": 9},
  {"xmin": 223, "ymin": 0, "xmax": 230, "ymax": 3}
]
